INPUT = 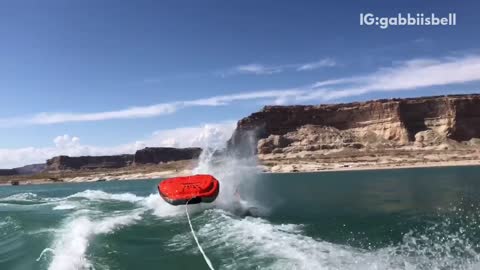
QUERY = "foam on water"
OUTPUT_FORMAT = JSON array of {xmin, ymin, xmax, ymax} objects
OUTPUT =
[
  {"xmin": 45, "ymin": 209, "xmax": 144, "ymax": 270},
  {"xmin": 35, "ymin": 185, "xmax": 480, "ymax": 270},
  {"xmin": 0, "ymin": 192, "xmax": 49, "ymax": 206},
  {"xmin": 41, "ymin": 188, "xmax": 192, "ymax": 269},
  {"xmin": 67, "ymin": 190, "xmax": 143, "ymax": 203},
  {"xmin": 0, "ymin": 192, "xmax": 39, "ymax": 201},
  {"xmin": 1, "ymin": 190, "xmax": 143, "ymax": 204},
  {"xmin": 52, "ymin": 202, "xmax": 79, "ymax": 210},
  {"xmin": 0, "ymin": 216, "xmax": 21, "ymax": 235},
  {"xmin": 63, "ymin": 189, "xmax": 195, "ymax": 217},
  {"xmin": 140, "ymin": 193, "xmax": 187, "ymax": 217},
  {"xmin": 187, "ymin": 209, "xmax": 480, "ymax": 270}
]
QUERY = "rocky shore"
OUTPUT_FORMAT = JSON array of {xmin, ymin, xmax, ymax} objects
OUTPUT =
[{"xmin": 259, "ymin": 145, "xmax": 480, "ymax": 173}]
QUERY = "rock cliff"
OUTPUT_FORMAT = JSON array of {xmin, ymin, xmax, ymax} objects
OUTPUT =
[
  {"xmin": 0, "ymin": 164, "xmax": 47, "ymax": 176},
  {"xmin": 15, "ymin": 164, "xmax": 47, "ymax": 175},
  {"xmin": 0, "ymin": 169, "xmax": 18, "ymax": 176},
  {"xmin": 45, "ymin": 147, "xmax": 203, "ymax": 171},
  {"xmin": 228, "ymin": 94, "xmax": 480, "ymax": 155},
  {"xmin": 133, "ymin": 147, "xmax": 202, "ymax": 165},
  {"xmin": 46, "ymin": 155, "xmax": 134, "ymax": 171}
]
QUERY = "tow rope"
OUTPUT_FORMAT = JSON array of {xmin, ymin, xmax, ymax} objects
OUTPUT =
[{"xmin": 185, "ymin": 201, "xmax": 215, "ymax": 270}]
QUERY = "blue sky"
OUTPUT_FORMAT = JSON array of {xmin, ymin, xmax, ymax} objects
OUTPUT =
[{"xmin": 0, "ymin": 0, "xmax": 479, "ymax": 168}]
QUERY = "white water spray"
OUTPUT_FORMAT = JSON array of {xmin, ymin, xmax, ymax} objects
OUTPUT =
[{"xmin": 192, "ymin": 139, "xmax": 262, "ymax": 214}]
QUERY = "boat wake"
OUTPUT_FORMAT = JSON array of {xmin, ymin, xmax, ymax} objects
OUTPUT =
[
  {"xmin": 46, "ymin": 209, "xmax": 144, "ymax": 270},
  {"xmin": 2, "ymin": 186, "xmax": 480, "ymax": 269},
  {"xmin": 2, "ymin": 146, "xmax": 480, "ymax": 269},
  {"xmin": 168, "ymin": 208, "xmax": 480, "ymax": 270}
]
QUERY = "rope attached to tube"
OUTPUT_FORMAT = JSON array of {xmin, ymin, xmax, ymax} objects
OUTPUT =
[{"xmin": 185, "ymin": 200, "xmax": 215, "ymax": 270}]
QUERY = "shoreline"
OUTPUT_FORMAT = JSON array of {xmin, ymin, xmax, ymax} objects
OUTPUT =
[
  {"xmin": 263, "ymin": 160, "xmax": 480, "ymax": 174},
  {"xmin": 1, "ymin": 159, "xmax": 479, "ymax": 186},
  {"xmin": 260, "ymin": 147, "xmax": 480, "ymax": 174},
  {"xmin": 0, "ymin": 169, "xmax": 193, "ymax": 186},
  {"xmin": 0, "ymin": 160, "xmax": 197, "ymax": 186}
]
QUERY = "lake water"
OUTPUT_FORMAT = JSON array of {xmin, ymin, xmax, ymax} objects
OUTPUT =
[{"xmin": 1, "ymin": 165, "xmax": 480, "ymax": 269}]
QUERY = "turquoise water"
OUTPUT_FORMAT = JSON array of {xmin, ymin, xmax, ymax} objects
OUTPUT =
[{"xmin": 1, "ymin": 166, "xmax": 480, "ymax": 269}]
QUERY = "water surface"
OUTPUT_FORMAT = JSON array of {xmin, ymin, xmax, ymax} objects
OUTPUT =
[{"xmin": 1, "ymin": 166, "xmax": 480, "ymax": 269}]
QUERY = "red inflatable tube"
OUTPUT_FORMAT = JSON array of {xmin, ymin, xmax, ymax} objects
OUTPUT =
[{"xmin": 158, "ymin": 174, "xmax": 220, "ymax": 205}]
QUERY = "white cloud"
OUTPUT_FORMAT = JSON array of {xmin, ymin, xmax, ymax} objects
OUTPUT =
[
  {"xmin": 29, "ymin": 103, "xmax": 179, "ymax": 125},
  {"xmin": 315, "ymin": 54, "xmax": 480, "ymax": 100},
  {"xmin": 185, "ymin": 89, "xmax": 304, "ymax": 106},
  {"xmin": 227, "ymin": 58, "xmax": 336, "ymax": 76},
  {"xmin": 54, "ymin": 135, "xmax": 80, "ymax": 148},
  {"xmin": 297, "ymin": 58, "xmax": 337, "ymax": 71},
  {"xmin": 311, "ymin": 78, "xmax": 360, "ymax": 88},
  {"xmin": 0, "ymin": 122, "xmax": 236, "ymax": 169},
  {"xmin": 146, "ymin": 121, "xmax": 236, "ymax": 149},
  {"xmin": 0, "ymin": 90, "xmax": 304, "ymax": 127},
  {"xmin": 234, "ymin": 64, "xmax": 283, "ymax": 75},
  {"xmin": 225, "ymin": 55, "xmax": 480, "ymax": 103},
  {"xmin": 1, "ymin": 54, "xmax": 479, "ymax": 128}
]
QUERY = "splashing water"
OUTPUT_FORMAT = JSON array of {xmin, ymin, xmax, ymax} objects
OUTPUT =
[
  {"xmin": 43, "ymin": 210, "xmax": 145, "ymax": 270},
  {"xmin": 192, "ymin": 135, "xmax": 263, "ymax": 214}
]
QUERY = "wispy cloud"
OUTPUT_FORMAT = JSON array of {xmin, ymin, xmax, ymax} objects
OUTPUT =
[
  {"xmin": 0, "ymin": 121, "xmax": 236, "ymax": 168},
  {"xmin": 297, "ymin": 58, "xmax": 337, "ymax": 71},
  {"xmin": 1, "ymin": 54, "xmax": 479, "ymax": 127},
  {"xmin": 310, "ymin": 54, "xmax": 480, "ymax": 100},
  {"xmin": 234, "ymin": 64, "xmax": 283, "ymax": 75},
  {"xmin": 0, "ymin": 90, "xmax": 303, "ymax": 126},
  {"xmin": 225, "ymin": 58, "xmax": 336, "ymax": 76},
  {"xmin": 29, "ymin": 103, "xmax": 179, "ymax": 124},
  {"xmin": 184, "ymin": 89, "xmax": 304, "ymax": 106}
]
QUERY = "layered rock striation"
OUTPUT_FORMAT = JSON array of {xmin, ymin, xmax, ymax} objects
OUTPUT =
[
  {"xmin": 228, "ymin": 94, "xmax": 480, "ymax": 154},
  {"xmin": 46, "ymin": 155, "xmax": 134, "ymax": 171},
  {"xmin": 133, "ymin": 147, "xmax": 202, "ymax": 165},
  {"xmin": 0, "ymin": 164, "xmax": 47, "ymax": 176},
  {"xmin": 0, "ymin": 169, "xmax": 18, "ymax": 176},
  {"xmin": 45, "ymin": 147, "xmax": 203, "ymax": 171}
]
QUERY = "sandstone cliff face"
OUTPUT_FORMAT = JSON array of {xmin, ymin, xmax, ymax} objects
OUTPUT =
[
  {"xmin": 133, "ymin": 147, "xmax": 202, "ymax": 165},
  {"xmin": 46, "ymin": 155, "xmax": 134, "ymax": 171},
  {"xmin": 45, "ymin": 147, "xmax": 203, "ymax": 171},
  {"xmin": 15, "ymin": 164, "xmax": 47, "ymax": 175},
  {"xmin": 0, "ymin": 164, "xmax": 47, "ymax": 176},
  {"xmin": 229, "ymin": 94, "xmax": 480, "ymax": 154},
  {"xmin": 0, "ymin": 169, "xmax": 18, "ymax": 176}
]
